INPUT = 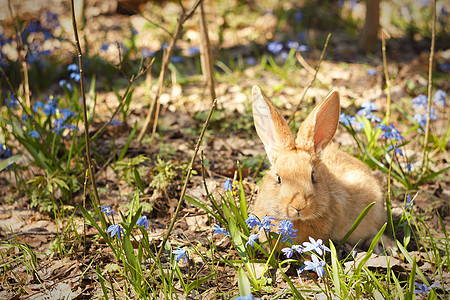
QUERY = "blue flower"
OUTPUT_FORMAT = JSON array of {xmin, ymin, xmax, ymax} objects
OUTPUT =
[
  {"xmin": 339, "ymin": 113, "xmax": 363, "ymax": 131},
  {"xmin": 59, "ymin": 79, "xmax": 73, "ymax": 92},
  {"xmin": 43, "ymin": 98, "xmax": 59, "ymax": 116},
  {"xmin": 173, "ymin": 247, "xmax": 188, "ymax": 263},
  {"xmin": 59, "ymin": 108, "xmax": 76, "ymax": 121},
  {"xmin": 260, "ymin": 216, "xmax": 276, "ymax": 232},
  {"xmin": 6, "ymin": 95, "xmax": 19, "ymax": 110},
  {"xmin": 297, "ymin": 265, "xmax": 306, "ymax": 275},
  {"xmin": 28, "ymin": 130, "xmax": 41, "ymax": 139},
  {"xmin": 413, "ymin": 282, "xmax": 440, "ymax": 294},
  {"xmin": 279, "ymin": 51, "xmax": 289, "ymax": 61},
  {"xmin": 171, "ymin": 56, "xmax": 181, "ymax": 63},
  {"xmin": 405, "ymin": 194, "xmax": 414, "ymax": 210},
  {"xmin": 107, "ymin": 224, "xmax": 124, "ymax": 238},
  {"xmin": 360, "ymin": 101, "xmax": 378, "ymax": 112},
  {"xmin": 267, "ymin": 41, "xmax": 283, "ymax": 55},
  {"xmin": 282, "ymin": 247, "xmax": 294, "ymax": 258},
  {"xmin": 297, "ymin": 45, "xmax": 310, "ymax": 52},
  {"xmin": 294, "ymin": 11, "xmax": 303, "ymax": 22},
  {"xmin": 33, "ymin": 101, "xmax": 44, "ymax": 113},
  {"xmin": 22, "ymin": 114, "xmax": 33, "ymax": 121},
  {"xmin": 433, "ymin": 89, "xmax": 446, "ymax": 107},
  {"xmin": 367, "ymin": 68, "xmax": 377, "ymax": 76},
  {"xmin": 212, "ymin": 223, "xmax": 231, "ymax": 236},
  {"xmin": 413, "ymin": 108, "xmax": 437, "ymax": 128},
  {"xmin": 141, "ymin": 48, "xmax": 154, "ymax": 58},
  {"xmin": 70, "ymin": 72, "xmax": 81, "ymax": 82},
  {"xmin": 108, "ymin": 119, "xmax": 122, "ymax": 126},
  {"xmin": 246, "ymin": 233, "xmax": 259, "ymax": 247},
  {"xmin": 277, "ymin": 220, "xmax": 299, "ymax": 242},
  {"xmin": 286, "ymin": 41, "xmax": 300, "ymax": 50},
  {"xmin": 136, "ymin": 216, "xmax": 149, "ymax": 230},
  {"xmin": 161, "ymin": 43, "xmax": 170, "ymax": 50},
  {"xmin": 304, "ymin": 254, "xmax": 326, "ymax": 278},
  {"xmin": 67, "ymin": 64, "xmax": 79, "ymax": 72},
  {"xmin": 99, "ymin": 206, "xmax": 118, "ymax": 217},
  {"xmin": 235, "ymin": 294, "xmax": 261, "ymax": 300},
  {"xmin": 245, "ymin": 215, "xmax": 261, "ymax": 229},
  {"xmin": 411, "ymin": 94, "xmax": 428, "ymax": 110},
  {"xmin": 188, "ymin": 47, "xmax": 200, "ymax": 56},
  {"xmin": 377, "ymin": 124, "xmax": 404, "ymax": 141},
  {"xmin": 247, "ymin": 57, "xmax": 257, "ymax": 66},
  {"xmin": 386, "ymin": 144, "xmax": 403, "ymax": 156},
  {"xmin": 223, "ymin": 178, "xmax": 232, "ymax": 191},
  {"xmin": 439, "ymin": 63, "xmax": 450, "ymax": 72},
  {"xmin": 302, "ymin": 237, "xmax": 331, "ymax": 256},
  {"xmin": 292, "ymin": 244, "xmax": 304, "ymax": 254},
  {"xmin": 100, "ymin": 44, "xmax": 109, "ymax": 51}
]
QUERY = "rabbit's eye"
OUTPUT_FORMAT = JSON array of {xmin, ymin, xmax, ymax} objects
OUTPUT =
[
  {"xmin": 311, "ymin": 170, "xmax": 316, "ymax": 184},
  {"xmin": 276, "ymin": 174, "xmax": 281, "ymax": 184}
]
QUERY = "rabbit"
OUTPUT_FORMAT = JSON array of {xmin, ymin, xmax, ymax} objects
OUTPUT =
[{"xmin": 251, "ymin": 85, "xmax": 387, "ymax": 249}]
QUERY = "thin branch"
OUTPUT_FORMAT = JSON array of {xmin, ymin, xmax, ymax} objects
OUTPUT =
[
  {"xmin": 149, "ymin": 99, "xmax": 218, "ymax": 275},
  {"xmin": 137, "ymin": 0, "xmax": 203, "ymax": 142},
  {"xmin": 199, "ymin": 1, "xmax": 216, "ymax": 102},
  {"xmin": 381, "ymin": 29, "xmax": 392, "ymax": 124},
  {"xmin": 289, "ymin": 33, "xmax": 331, "ymax": 126},
  {"xmin": 70, "ymin": 0, "xmax": 106, "ymax": 229},
  {"xmin": 420, "ymin": 0, "xmax": 436, "ymax": 173}
]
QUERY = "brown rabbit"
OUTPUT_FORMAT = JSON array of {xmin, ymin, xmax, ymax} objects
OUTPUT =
[{"xmin": 251, "ymin": 85, "xmax": 386, "ymax": 248}]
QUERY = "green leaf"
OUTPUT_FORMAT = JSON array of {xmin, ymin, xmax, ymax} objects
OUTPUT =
[
  {"xmin": 0, "ymin": 154, "xmax": 20, "ymax": 172},
  {"xmin": 337, "ymin": 202, "xmax": 375, "ymax": 249},
  {"xmin": 237, "ymin": 267, "xmax": 252, "ymax": 296},
  {"xmin": 397, "ymin": 240, "xmax": 428, "ymax": 284},
  {"xmin": 118, "ymin": 121, "xmax": 138, "ymax": 161},
  {"xmin": 184, "ymin": 195, "xmax": 225, "ymax": 225},
  {"xmin": 186, "ymin": 272, "xmax": 215, "ymax": 295}
]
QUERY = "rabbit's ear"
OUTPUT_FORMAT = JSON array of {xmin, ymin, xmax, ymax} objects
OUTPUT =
[
  {"xmin": 295, "ymin": 90, "xmax": 340, "ymax": 153},
  {"xmin": 252, "ymin": 85, "xmax": 295, "ymax": 163}
]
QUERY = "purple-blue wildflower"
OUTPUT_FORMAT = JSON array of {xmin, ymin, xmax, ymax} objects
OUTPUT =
[
  {"xmin": 43, "ymin": 98, "xmax": 59, "ymax": 116},
  {"xmin": 173, "ymin": 247, "xmax": 188, "ymax": 263},
  {"xmin": 235, "ymin": 294, "xmax": 261, "ymax": 300},
  {"xmin": 107, "ymin": 224, "xmax": 124, "ymax": 238},
  {"xmin": 302, "ymin": 237, "xmax": 331, "ymax": 256},
  {"xmin": 304, "ymin": 255, "xmax": 326, "ymax": 278},
  {"xmin": 108, "ymin": 119, "xmax": 122, "ymax": 127},
  {"xmin": 33, "ymin": 101, "xmax": 44, "ymax": 113},
  {"xmin": 223, "ymin": 178, "xmax": 232, "ymax": 191},
  {"xmin": 171, "ymin": 56, "xmax": 181, "ymax": 63},
  {"xmin": 141, "ymin": 48, "xmax": 154, "ymax": 58},
  {"xmin": 245, "ymin": 215, "xmax": 261, "ymax": 229},
  {"xmin": 413, "ymin": 108, "xmax": 437, "ymax": 128},
  {"xmin": 405, "ymin": 194, "xmax": 414, "ymax": 210},
  {"xmin": 339, "ymin": 113, "xmax": 363, "ymax": 131},
  {"xmin": 136, "ymin": 216, "xmax": 149, "ymax": 230},
  {"xmin": 282, "ymin": 247, "xmax": 294, "ymax": 258},
  {"xmin": 294, "ymin": 11, "xmax": 303, "ymax": 22},
  {"xmin": 6, "ymin": 95, "xmax": 19, "ymax": 110},
  {"xmin": 267, "ymin": 41, "xmax": 283, "ymax": 55},
  {"xmin": 378, "ymin": 124, "xmax": 404, "ymax": 141},
  {"xmin": 59, "ymin": 79, "xmax": 73, "ymax": 92},
  {"xmin": 260, "ymin": 216, "xmax": 276, "ymax": 232},
  {"xmin": 277, "ymin": 220, "xmax": 299, "ymax": 242},
  {"xmin": 411, "ymin": 94, "xmax": 428, "ymax": 110},
  {"xmin": 386, "ymin": 144, "xmax": 403, "ymax": 156},
  {"xmin": 247, "ymin": 57, "xmax": 257, "ymax": 66},
  {"xmin": 212, "ymin": 223, "xmax": 231, "ymax": 237},
  {"xmin": 292, "ymin": 244, "xmax": 304, "ymax": 254},
  {"xmin": 413, "ymin": 282, "xmax": 440, "ymax": 294},
  {"xmin": 28, "ymin": 130, "xmax": 41, "ymax": 139},
  {"xmin": 99, "ymin": 206, "xmax": 118, "ymax": 217},
  {"xmin": 188, "ymin": 47, "xmax": 200, "ymax": 56},
  {"xmin": 367, "ymin": 68, "xmax": 377, "ymax": 76},
  {"xmin": 246, "ymin": 233, "xmax": 259, "ymax": 247},
  {"xmin": 60, "ymin": 108, "xmax": 76, "ymax": 121},
  {"xmin": 70, "ymin": 72, "xmax": 81, "ymax": 82},
  {"xmin": 433, "ymin": 89, "xmax": 446, "ymax": 107},
  {"xmin": 67, "ymin": 64, "xmax": 78, "ymax": 72}
]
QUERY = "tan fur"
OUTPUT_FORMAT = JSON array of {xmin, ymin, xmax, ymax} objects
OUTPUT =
[{"xmin": 252, "ymin": 85, "xmax": 386, "ymax": 247}]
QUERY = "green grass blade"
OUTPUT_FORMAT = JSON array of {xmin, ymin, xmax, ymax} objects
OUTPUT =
[
  {"xmin": 237, "ymin": 267, "xmax": 252, "ymax": 297},
  {"xmin": 337, "ymin": 202, "xmax": 375, "ymax": 249}
]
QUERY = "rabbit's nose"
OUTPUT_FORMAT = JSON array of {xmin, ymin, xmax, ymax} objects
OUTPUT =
[{"xmin": 290, "ymin": 204, "xmax": 303, "ymax": 213}]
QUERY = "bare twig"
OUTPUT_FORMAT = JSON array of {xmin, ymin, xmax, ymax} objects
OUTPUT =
[
  {"xmin": 137, "ymin": 0, "xmax": 203, "ymax": 142},
  {"xmin": 70, "ymin": 0, "xmax": 106, "ymax": 229},
  {"xmin": 149, "ymin": 99, "xmax": 217, "ymax": 275},
  {"xmin": 199, "ymin": 2, "xmax": 216, "ymax": 102},
  {"xmin": 7, "ymin": 0, "xmax": 30, "ymax": 107},
  {"xmin": 289, "ymin": 33, "xmax": 331, "ymax": 125},
  {"xmin": 421, "ymin": 0, "xmax": 437, "ymax": 173},
  {"xmin": 381, "ymin": 29, "xmax": 392, "ymax": 124}
]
